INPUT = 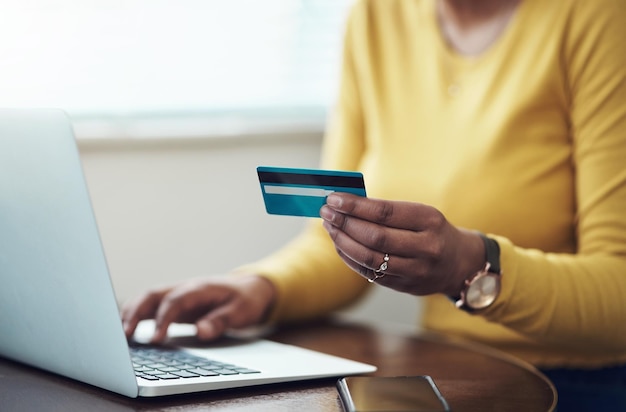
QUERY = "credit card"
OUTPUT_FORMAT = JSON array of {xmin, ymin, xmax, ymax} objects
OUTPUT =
[{"xmin": 257, "ymin": 166, "xmax": 367, "ymax": 217}]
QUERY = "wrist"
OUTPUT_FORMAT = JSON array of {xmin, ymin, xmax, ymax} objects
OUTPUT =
[
  {"xmin": 248, "ymin": 275, "xmax": 278, "ymax": 323},
  {"xmin": 451, "ymin": 233, "xmax": 502, "ymax": 312},
  {"xmin": 446, "ymin": 229, "xmax": 486, "ymax": 297}
]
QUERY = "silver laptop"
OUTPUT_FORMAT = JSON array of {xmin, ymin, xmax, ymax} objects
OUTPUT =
[{"xmin": 0, "ymin": 108, "xmax": 376, "ymax": 398}]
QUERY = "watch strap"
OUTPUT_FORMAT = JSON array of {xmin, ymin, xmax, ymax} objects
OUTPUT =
[{"xmin": 480, "ymin": 233, "xmax": 501, "ymax": 274}]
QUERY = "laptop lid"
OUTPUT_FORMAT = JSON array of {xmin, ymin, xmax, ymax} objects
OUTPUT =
[
  {"xmin": 0, "ymin": 108, "xmax": 139, "ymax": 397},
  {"xmin": 0, "ymin": 109, "xmax": 376, "ymax": 398}
]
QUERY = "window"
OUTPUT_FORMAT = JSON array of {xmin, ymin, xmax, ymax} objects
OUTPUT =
[{"xmin": 0, "ymin": 0, "xmax": 353, "ymax": 138}]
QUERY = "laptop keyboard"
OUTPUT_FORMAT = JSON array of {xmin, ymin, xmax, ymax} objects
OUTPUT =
[{"xmin": 130, "ymin": 345, "xmax": 260, "ymax": 381}]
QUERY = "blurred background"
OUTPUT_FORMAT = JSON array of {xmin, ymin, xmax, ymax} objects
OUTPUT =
[{"xmin": 1, "ymin": 0, "xmax": 420, "ymax": 331}]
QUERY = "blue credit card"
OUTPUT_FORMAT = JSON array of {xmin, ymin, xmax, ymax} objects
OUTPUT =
[{"xmin": 257, "ymin": 166, "xmax": 367, "ymax": 217}]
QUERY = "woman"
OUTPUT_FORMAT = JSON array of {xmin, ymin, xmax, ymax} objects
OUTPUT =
[{"xmin": 122, "ymin": 0, "xmax": 626, "ymax": 409}]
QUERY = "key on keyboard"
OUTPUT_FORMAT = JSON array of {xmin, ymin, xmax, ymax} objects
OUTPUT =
[{"xmin": 130, "ymin": 345, "xmax": 260, "ymax": 381}]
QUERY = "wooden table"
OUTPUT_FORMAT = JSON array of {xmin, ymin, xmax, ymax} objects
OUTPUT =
[{"xmin": 0, "ymin": 319, "xmax": 556, "ymax": 411}]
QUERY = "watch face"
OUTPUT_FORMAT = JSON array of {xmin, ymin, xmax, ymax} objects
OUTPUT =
[{"xmin": 466, "ymin": 273, "xmax": 500, "ymax": 309}]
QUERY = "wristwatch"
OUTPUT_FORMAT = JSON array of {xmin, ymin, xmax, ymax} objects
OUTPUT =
[{"xmin": 454, "ymin": 234, "xmax": 501, "ymax": 312}]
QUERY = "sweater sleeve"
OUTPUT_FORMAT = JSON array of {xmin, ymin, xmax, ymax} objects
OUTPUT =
[{"xmin": 482, "ymin": 0, "xmax": 626, "ymax": 351}]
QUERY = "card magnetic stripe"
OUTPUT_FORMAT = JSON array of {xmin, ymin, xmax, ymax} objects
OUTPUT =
[{"xmin": 257, "ymin": 170, "xmax": 364, "ymax": 188}]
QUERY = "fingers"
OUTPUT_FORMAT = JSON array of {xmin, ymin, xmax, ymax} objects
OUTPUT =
[
  {"xmin": 321, "ymin": 197, "xmax": 446, "ymax": 260},
  {"xmin": 195, "ymin": 305, "xmax": 235, "ymax": 340},
  {"xmin": 120, "ymin": 276, "xmax": 275, "ymax": 344},
  {"xmin": 321, "ymin": 192, "xmax": 461, "ymax": 295},
  {"xmin": 325, "ymin": 193, "xmax": 442, "ymax": 231},
  {"xmin": 335, "ymin": 248, "xmax": 393, "ymax": 282},
  {"xmin": 194, "ymin": 276, "xmax": 277, "ymax": 340},
  {"xmin": 326, "ymin": 220, "xmax": 427, "ymax": 277},
  {"xmin": 121, "ymin": 282, "xmax": 229, "ymax": 344},
  {"xmin": 150, "ymin": 284, "xmax": 230, "ymax": 343},
  {"xmin": 121, "ymin": 288, "xmax": 170, "ymax": 339}
]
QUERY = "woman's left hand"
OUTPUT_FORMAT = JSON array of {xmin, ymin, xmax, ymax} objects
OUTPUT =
[{"xmin": 320, "ymin": 192, "xmax": 485, "ymax": 297}]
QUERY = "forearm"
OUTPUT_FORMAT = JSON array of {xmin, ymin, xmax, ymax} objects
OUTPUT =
[
  {"xmin": 483, "ymin": 235, "xmax": 626, "ymax": 351},
  {"xmin": 234, "ymin": 222, "xmax": 370, "ymax": 324}
]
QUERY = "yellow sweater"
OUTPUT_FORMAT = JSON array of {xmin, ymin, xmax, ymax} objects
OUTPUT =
[{"xmin": 239, "ymin": 0, "xmax": 626, "ymax": 368}]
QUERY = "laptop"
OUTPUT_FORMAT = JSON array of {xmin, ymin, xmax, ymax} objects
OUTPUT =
[{"xmin": 0, "ymin": 108, "xmax": 376, "ymax": 398}]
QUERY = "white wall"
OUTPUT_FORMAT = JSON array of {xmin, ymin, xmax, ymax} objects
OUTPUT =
[{"xmin": 78, "ymin": 133, "xmax": 420, "ymax": 331}]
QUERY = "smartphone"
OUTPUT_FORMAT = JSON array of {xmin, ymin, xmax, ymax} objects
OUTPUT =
[{"xmin": 337, "ymin": 375, "xmax": 451, "ymax": 412}]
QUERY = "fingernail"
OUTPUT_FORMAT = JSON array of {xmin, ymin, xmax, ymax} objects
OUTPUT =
[
  {"xmin": 326, "ymin": 194, "xmax": 341, "ymax": 207},
  {"xmin": 322, "ymin": 220, "xmax": 336, "ymax": 234},
  {"xmin": 320, "ymin": 205, "xmax": 334, "ymax": 221}
]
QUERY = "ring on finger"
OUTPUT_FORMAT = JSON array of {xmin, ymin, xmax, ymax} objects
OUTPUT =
[
  {"xmin": 368, "ymin": 271, "xmax": 386, "ymax": 283},
  {"xmin": 367, "ymin": 253, "xmax": 390, "ymax": 283}
]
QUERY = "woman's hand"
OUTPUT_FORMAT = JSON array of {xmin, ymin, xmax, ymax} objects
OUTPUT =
[
  {"xmin": 320, "ymin": 192, "xmax": 485, "ymax": 297},
  {"xmin": 121, "ymin": 275, "xmax": 276, "ymax": 343}
]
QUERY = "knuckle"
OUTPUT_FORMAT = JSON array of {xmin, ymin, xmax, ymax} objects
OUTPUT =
[
  {"xmin": 141, "ymin": 289, "xmax": 158, "ymax": 301},
  {"xmin": 335, "ymin": 213, "xmax": 348, "ymax": 231},
  {"xmin": 427, "ymin": 209, "xmax": 446, "ymax": 229},
  {"xmin": 374, "ymin": 201, "xmax": 394, "ymax": 223},
  {"xmin": 162, "ymin": 292, "xmax": 186, "ymax": 310},
  {"xmin": 426, "ymin": 237, "xmax": 446, "ymax": 259},
  {"xmin": 367, "ymin": 228, "xmax": 388, "ymax": 251},
  {"xmin": 421, "ymin": 211, "xmax": 447, "ymax": 260},
  {"xmin": 144, "ymin": 288, "xmax": 166, "ymax": 305}
]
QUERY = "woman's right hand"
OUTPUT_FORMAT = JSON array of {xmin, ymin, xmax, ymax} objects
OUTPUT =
[{"xmin": 120, "ymin": 274, "xmax": 277, "ymax": 344}]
